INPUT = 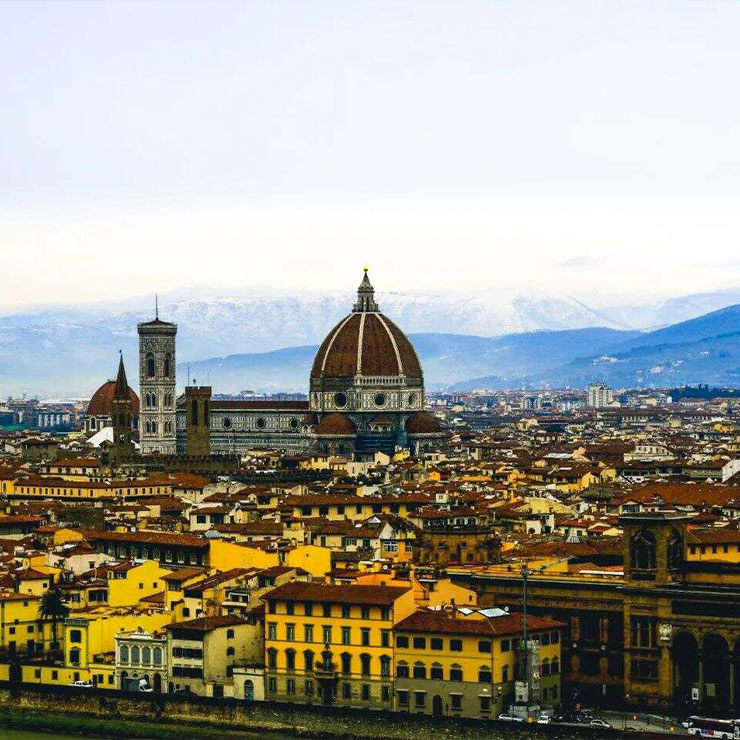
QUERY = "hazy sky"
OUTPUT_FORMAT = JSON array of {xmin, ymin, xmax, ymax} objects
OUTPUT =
[{"xmin": 2, "ymin": 0, "xmax": 740, "ymax": 307}]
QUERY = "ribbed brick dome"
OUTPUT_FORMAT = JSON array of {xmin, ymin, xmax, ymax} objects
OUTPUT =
[
  {"xmin": 311, "ymin": 311, "xmax": 422, "ymax": 380},
  {"xmin": 87, "ymin": 381, "xmax": 140, "ymax": 417}
]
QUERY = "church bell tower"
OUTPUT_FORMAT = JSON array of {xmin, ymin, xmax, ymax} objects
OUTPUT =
[{"xmin": 137, "ymin": 302, "xmax": 177, "ymax": 455}]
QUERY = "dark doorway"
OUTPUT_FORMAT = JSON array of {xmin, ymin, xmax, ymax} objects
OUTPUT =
[{"xmin": 432, "ymin": 695, "xmax": 443, "ymax": 716}]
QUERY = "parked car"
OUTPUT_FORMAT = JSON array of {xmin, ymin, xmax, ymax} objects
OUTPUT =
[
  {"xmin": 498, "ymin": 713, "xmax": 525, "ymax": 722},
  {"xmin": 69, "ymin": 680, "xmax": 93, "ymax": 688},
  {"xmin": 590, "ymin": 719, "xmax": 612, "ymax": 729}
]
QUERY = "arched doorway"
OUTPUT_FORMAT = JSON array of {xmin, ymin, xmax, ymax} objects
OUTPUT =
[
  {"xmin": 432, "ymin": 695, "xmax": 443, "ymax": 716},
  {"xmin": 244, "ymin": 679, "xmax": 254, "ymax": 701},
  {"xmin": 673, "ymin": 632, "xmax": 698, "ymax": 713},
  {"xmin": 153, "ymin": 674, "xmax": 162, "ymax": 693},
  {"xmin": 703, "ymin": 634, "xmax": 730, "ymax": 710}
]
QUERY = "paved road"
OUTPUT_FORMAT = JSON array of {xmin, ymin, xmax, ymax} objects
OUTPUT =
[{"xmin": 590, "ymin": 709, "xmax": 690, "ymax": 735}]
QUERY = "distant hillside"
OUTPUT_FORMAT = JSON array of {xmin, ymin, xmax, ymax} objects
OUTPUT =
[
  {"xmin": 183, "ymin": 327, "xmax": 640, "ymax": 393},
  {"xmin": 455, "ymin": 303, "xmax": 740, "ymax": 390}
]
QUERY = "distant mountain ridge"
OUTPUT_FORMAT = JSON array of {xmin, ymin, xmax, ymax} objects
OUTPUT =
[{"xmin": 2, "ymin": 285, "xmax": 740, "ymax": 396}]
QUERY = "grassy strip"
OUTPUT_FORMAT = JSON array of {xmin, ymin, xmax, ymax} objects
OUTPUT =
[{"xmin": 0, "ymin": 708, "xmax": 292, "ymax": 740}]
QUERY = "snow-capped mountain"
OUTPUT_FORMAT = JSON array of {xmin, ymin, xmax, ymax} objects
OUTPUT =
[{"xmin": 2, "ymin": 285, "xmax": 740, "ymax": 397}]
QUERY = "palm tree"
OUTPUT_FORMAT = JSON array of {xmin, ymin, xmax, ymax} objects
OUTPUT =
[{"xmin": 39, "ymin": 586, "xmax": 69, "ymax": 654}]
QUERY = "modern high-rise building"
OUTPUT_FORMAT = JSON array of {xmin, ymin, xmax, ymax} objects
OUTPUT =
[
  {"xmin": 587, "ymin": 382, "xmax": 614, "ymax": 408},
  {"xmin": 137, "ymin": 312, "xmax": 177, "ymax": 455}
]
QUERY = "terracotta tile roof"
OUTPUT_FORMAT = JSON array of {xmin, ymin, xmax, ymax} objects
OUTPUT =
[
  {"xmin": 396, "ymin": 609, "xmax": 563, "ymax": 637},
  {"xmin": 311, "ymin": 312, "xmax": 422, "ymax": 379},
  {"xmin": 265, "ymin": 581, "xmax": 410, "ymax": 606},
  {"xmin": 87, "ymin": 380, "xmax": 139, "ymax": 417}
]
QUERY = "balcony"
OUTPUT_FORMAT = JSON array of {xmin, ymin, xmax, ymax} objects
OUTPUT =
[{"xmin": 313, "ymin": 662, "xmax": 338, "ymax": 679}]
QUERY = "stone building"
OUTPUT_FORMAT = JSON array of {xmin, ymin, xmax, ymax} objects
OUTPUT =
[
  {"xmin": 169, "ymin": 270, "xmax": 446, "ymax": 457},
  {"xmin": 138, "ymin": 312, "xmax": 177, "ymax": 455}
]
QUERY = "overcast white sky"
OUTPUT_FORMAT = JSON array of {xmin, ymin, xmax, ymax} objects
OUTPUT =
[{"xmin": 2, "ymin": 0, "xmax": 740, "ymax": 307}]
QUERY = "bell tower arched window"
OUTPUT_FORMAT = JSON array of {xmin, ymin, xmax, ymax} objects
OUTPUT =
[
  {"xmin": 164, "ymin": 353, "xmax": 171, "ymax": 378},
  {"xmin": 146, "ymin": 353, "xmax": 155, "ymax": 378}
]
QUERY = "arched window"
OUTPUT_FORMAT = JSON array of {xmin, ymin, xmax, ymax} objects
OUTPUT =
[
  {"xmin": 152, "ymin": 647, "xmax": 162, "ymax": 665},
  {"xmin": 227, "ymin": 646, "xmax": 235, "ymax": 656},
  {"xmin": 360, "ymin": 653, "xmax": 371, "ymax": 676},
  {"xmin": 478, "ymin": 665, "xmax": 492, "ymax": 683},
  {"xmin": 142, "ymin": 647, "xmax": 151, "ymax": 664},
  {"xmin": 131, "ymin": 645, "xmax": 140, "ymax": 664},
  {"xmin": 396, "ymin": 660, "xmax": 409, "ymax": 678},
  {"xmin": 631, "ymin": 529, "xmax": 657, "ymax": 572},
  {"xmin": 146, "ymin": 353, "xmax": 155, "ymax": 378},
  {"xmin": 551, "ymin": 656, "xmax": 560, "ymax": 674},
  {"xmin": 341, "ymin": 652, "xmax": 351, "ymax": 675},
  {"xmin": 192, "ymin": 399, "xmax": 198, "ymax": 426},
  {"xmin": 413, "ymin": 661, "xmax": 426, "ymax": 679},
  {"xmin": 285, "ymin": 648, "xmax": 296, "ymax": 671},
  {"xmin": 450, "ymin": 663, "xmax": 463, "ymax": 681},
  {"xmin": 69, "ymin": 648, "xmax": 80, "ymax": 665},
  {"xmin": 304, "ymin": 650, "xmax": 314, "ymax": 671},
  {"xmin": 267, "ymin": 648, "xmax": 277, "ymax": 669},
  {"xmin": 668, "ymin": 528, "xmax": 684, "ymax": 572},
  {"xmin": 430, "ymin": 662, "xmax": 443, "ymax": 680},
  {"xmin": 120, "ymin": 645, "xmax": 129, "ymax": 663},
  {"xmin": 164, "ymin": 353, "xmax": 171, "ymax": 378},
  {"xmin": 380, "ymin": 654, "xmax": 391, "ymax": 677},
  {"xmin": 541, "ymin": 657, "xmax": 550, "ymax": 676}
]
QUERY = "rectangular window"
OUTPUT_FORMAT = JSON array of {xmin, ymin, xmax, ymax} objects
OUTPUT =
[
  {"xmin": 412, "ymin": 636, "xmax": 426, "ymax": 650},
  {"xmin": 341, "ymin": 604, "xmax": 351, "ymax": 618},
  {"xmin": 480, "ymin": 696, "xmax": 491, "ymax": 713},
  {"xmin": 342, "ymin": 682, "xmax": 351, "ymax": 699},
  {"xmin": 286, "ymin": 602, "xmax": 294, "ymax": 616},
  {"xmin": 500, "ymin": 639, "xmax": 510, "ymax": 652},
  {"xmin": 361, "ymin": 606, "xmax": 371, "ymax": 620},
  {"xmin": 305, "ymin": 679, "xmax": 313, "ymax": 696},
  {"xmin": 450, "ymin": 639, "xmax": 463, "ymax": 651},
  {"xmin": 268, "ymin": 677, "xmax": 277, "ymax": 692},
  {"xmin": 381, "ymin": 684, "xmax": 391, "ymax": 702},
  {"xmin": 450, "ymin": 694, "xmax": 462, "ymax": 711},
  {"xmin": 398, "ymin": 690, "xmax": 409, "ymax": 707},
  {"xmin": 323, "ymin": 603, "xmax": 332, "ymax": 618},
  {"xmin": 478, "ymin": 640, "xmax": 492, "ymax": 653},
  {"xmin": 342, "ymin": 627, "xmax": 351, "ymax": 645},
  {"xmin": 361, "ymin": 628, "xmax": 370, "ymax": 646},
  {"xmin": 381, "ymin": 630, "xmax": 390, "ymax": 647},
  {"xmin": 304, "ymin": 624, "xmax": 314, "ymax": 643},
  {"xmin": 304, "ymin": 602, "xmax": 313, "ymax": 616},
  {"xmin": 286, "ymin": 624, "xmax": 295, "ymax": 641},
  {"xmin": 361, "ymin": 684, "xmax": 370, "ymax": 701},
  {"xmin": 396, "ymin": 635, "xmax": 409, "ymax": 648},
  {"xmin": 286, "ymin": 678, "xmax": 295, "ymax": 695},
  {"xmin": 322, "ymin": 626, "xmax": 332, "ymax": 644},
  {"xmin": 430, "ymin": 637, "xmax": 443, "ymax": 650},
  {"xmin": 414, "ymin": 691, "xmax": 426, "ymax": 709}
]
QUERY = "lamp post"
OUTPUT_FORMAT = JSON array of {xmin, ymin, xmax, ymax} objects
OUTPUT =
[{"xmin": 624, "ymin": 693, "xmax": 629, "ymax": 730}]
